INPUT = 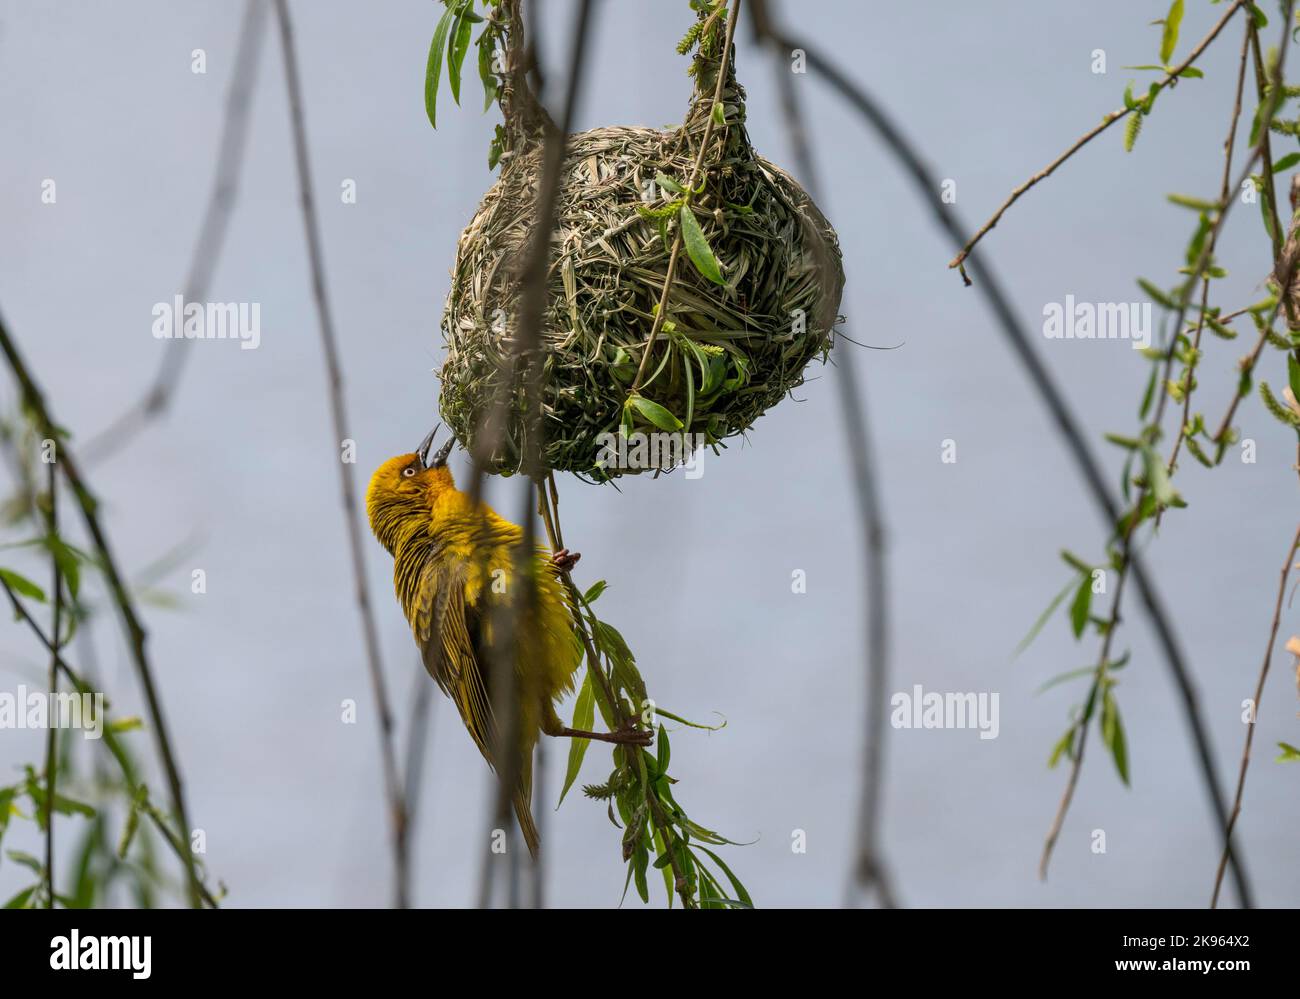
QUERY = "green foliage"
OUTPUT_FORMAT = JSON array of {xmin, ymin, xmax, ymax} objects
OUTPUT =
[
  {"xmin": 560, "ymin": 580, "xmax": 752, "ymax": 909},
  {"xmin": 425, "ymin": 1, "xmax": 501, "ymax": 142},
  {"xmin": 1159, "ymin": 0, "xmax": 1185, "ymax": 65}
]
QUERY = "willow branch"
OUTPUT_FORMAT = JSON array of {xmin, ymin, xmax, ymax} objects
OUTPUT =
[
  {"xmin": 948, "ymin": 0, "xmax": 1249, "ymax": 278},
  {"xmin": 0, "ymin": 308, "xmax": 203, "ymax": 908},
  {"xmin": 1165, "ymin": 31, "xmax": 1250, "ymax": 485},
  {"xmin": 1211, "ymin": 524, "xmax": 1300, "ymax": 907},
  {"xmin": 757, "ymin": 26, "xmax": 1253, "ymax": 906},
  {"xmin": 750, "ymin": 0, "xmax": 897, "ymax": 909},
  {"xmin": 87, "ymin": 0, "xmax": 269, "ymax": 463},
  {"xmin": 473, "ymin": 0, "xmax": 597, "ymax": 909},
  {"xmin": 272, "ymin": 0, "xmax": 409, "ymax": 909},
  {"xmin": 0, "ymin": 573, "xmax": 218, "ymax": 907},
  {"xmin": 41, "ymin": 462, "xmax": 61, "ymax": 908}
]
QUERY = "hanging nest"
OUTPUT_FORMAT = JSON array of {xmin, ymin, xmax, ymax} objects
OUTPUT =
[{"xmin": 438, "ymin": 2, "xmax": 844, "ymax": 478}]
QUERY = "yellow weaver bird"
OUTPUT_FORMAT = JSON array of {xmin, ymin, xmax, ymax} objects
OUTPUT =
[{"xmin": 366, "ymin": 427, "xmax": 651, "ymax": 856}]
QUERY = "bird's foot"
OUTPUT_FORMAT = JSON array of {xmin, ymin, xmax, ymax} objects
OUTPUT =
[
  {"xmin": 558, "ymin": 721, "xmax": 653, "ymax": 747},
  {"xmin": 550, "ymin": 547, "xmax": 581, "ymax": 573}
]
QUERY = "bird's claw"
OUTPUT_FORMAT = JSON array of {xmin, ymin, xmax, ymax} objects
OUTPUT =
[
  {"xmin": 550, "ymin": 547, "xmax": 581, "ymax": 573},
  {"xmin": 619, "ymin": 721, "xmax": 654, "ymax": 747}
]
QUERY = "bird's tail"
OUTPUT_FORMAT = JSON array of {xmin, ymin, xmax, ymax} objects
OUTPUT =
[{"xmin": 513, "ymin": 759, "xmax": 540, "ymax": 858}]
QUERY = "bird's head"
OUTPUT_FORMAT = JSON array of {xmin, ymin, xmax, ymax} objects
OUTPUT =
[{"xmin": 366, "ymin": 426, "xmax": 456, "ymax": 552}]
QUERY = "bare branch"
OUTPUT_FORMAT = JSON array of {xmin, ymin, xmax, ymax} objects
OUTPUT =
[
  {"xmin": 272, "ymin": 0, "xmax": 409, "ymax": 908},
  {"xmin": 87, "ymin": 0, "xmax": 269, "ymax": 463},
  {"xmin": 949, "ymin": 0, "xmax": 1250, "ymax": 278}
]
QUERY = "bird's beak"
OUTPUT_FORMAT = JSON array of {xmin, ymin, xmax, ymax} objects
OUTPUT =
[
  {"xmin": 430, "ymin": 434, "xmax": 455, "ymax": 468},
  {"xmin": 416, "ymin": 424, "xmax": 440, "ymax": 468}
]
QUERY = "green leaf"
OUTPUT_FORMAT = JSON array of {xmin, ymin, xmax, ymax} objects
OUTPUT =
[
  {"xmin": 1036, "ymin": 666, "xmax": 1100, "ymax": 695},
  {"xmin": 50, "ymin": 793, "xmax": 95, "ymax": 819},
  {"xmin": 3, "ymin": 885, "xmax": 36, "ymax": 909},
  {"xmin": 1276, "ymin": 741, "xmax": 1300, "ymax": 762},
  {"xmin": 424, "ymin": 5, "xmax": 458, "ymax": 129},
  {"xmin": 1289, "ymin": 353, "xmax": 1300, "ymax": 403},
  {"xmin": 695, "ymin": 845, "xmax": 753, "ymax": 908},
  {"xmin": 1100, "ymin": 689, "xmax": 1130, "ymax": 785},
  {"xmin": 48, "ymin": 536, "xmax": 80, "ymax": 601},
  {"xmin": 1048, "ymin": 728, "xmax": 1074, "ymax": 768},
  {"xmin": 447, "ymin": 7, "xmax": 473, "ymax": 107},
  {"xmin": 1160, "ymin": 0, "xmax": 1184, "ymax": 65},
  {"xmin": 1068, "ymin": 574, "xmax": 1093, "ymax": 639},
  {"xmin": 633, "ymin": 842, "xmax": 650, "ymax": 903},
  {"xmin": 679, "ymin": 205, "xmax": 725, "ymax": 285},
  {"xmin": 1167, "ymin": 193, "xmax": 1218, "ymax": 212},
  {"xmin": 629, "ymin": 395, "xmax": 684, "ymax": 431},
  {"xmin": 582, "ymin": 580, "xmax": 607, "ymax": 604},
  {"xmin": 0, "ymin": 567, "xmax": 45, "ymax": 603},
  {"xmin": 1015, "ymin": 578, "xmax": 1076, "ymax": 656},
  {"xmin": 1142, "ymin": 445, "xmax": 1177, "ymax": 506},
  {"xmin": 1137, "ymin": 278, "xmax": 1178, "ymax": 310},
  {"xmin": 656, "ymin": 724, "xmax": 671, "ymax": 774},
  {"xmin": 557, "ymin": 669, "xmax": 596, "ymax": 806},
  {"xmin": 654, "ymin": 172, "xmax": 684, "ymax": 195},
  {"xmin": 106, "ymin": 716, "xmax": 143, "ymax": 734},
  {"xmin": 476, "ymin": 29, "xmax": 498, "ymax": 112},
  {"xmin": 1273, "ymin": 151, "xmax": 1300, "ymax": 173},
  {"xmin": 6, "ymin": 849, "xmax": 42, "ymax": 875}
]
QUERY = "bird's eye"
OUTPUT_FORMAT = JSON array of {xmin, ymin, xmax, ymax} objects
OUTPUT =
[{"xmin": 402, "ymin": 466, "xmax": 417, "ymax": 478}]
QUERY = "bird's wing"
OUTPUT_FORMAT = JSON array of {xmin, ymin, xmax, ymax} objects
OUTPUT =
[{"xmin": 415, "ymin": 556, "xmax": 497, "ymax": 767}]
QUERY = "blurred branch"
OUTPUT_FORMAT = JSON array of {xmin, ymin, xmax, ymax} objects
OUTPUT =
[
  {"xmin": 273, "ymin": 0, "xmax": 409, "ymax": 908},
  {"xmin": 87, "ymin": 0, "xmax": 269, "ymax": 462},
  {"xmin": 1211, "ymin": 522, "xmax": 1300, "ymax": 907},
  {"xmin": 751, "ymin": 18, "xmax": 1252, "ymax": 905},
  {"xmin": 0, "ymin": 307, "xmax": 204, "ymax": 908},
  {"xmin": 476, "ymin": 0, "xmax": 597, "ymax": 910},
  {"xmin": 947, "ymin": 0, "xmax": 1249, "ymax": 280},
  {"xmin": 749, "ymin": 0, "xmax": 897, "ymax": 909},
  {"xmin": 41, "ymin": 462, "xmax": 62, "ymax": 908},
  {"xmin": 0, "ymin": 571, "xmax": 219, "ymax": 907}
]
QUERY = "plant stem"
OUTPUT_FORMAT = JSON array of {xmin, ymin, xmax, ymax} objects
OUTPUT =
[
  {"xmin": 273, "ymin": 0, "xmax": 410, "ymax": 908},
  {"xmin": 42, "ymin": 461, "xmax": 61, "ymax": 908},
  {"xmin": 0, "ymin": 309, "xmax": 203, "ymax": 908}
]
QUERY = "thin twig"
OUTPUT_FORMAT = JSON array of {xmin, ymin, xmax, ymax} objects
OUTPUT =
[
  {"xmin": 1211, "ymin": 524, "xmax": 1300, "ymax": 907},
  {"xmin": 1041, "ymin": 0, "xmax": 1296, "ymax": 893},
  {"xmin": 0, "ymin": 573, "xmax": 219, "ymax": 907},
  {"xmin": 87, "ymin": 0, "xmax": 269, "ymax": 463},
  {"xmin": 948, "ymin": 0, "xmax": 1249, "ymax": 278},
  {"xmin": 764, "ymin": 30, "xmax": 1254, "ymax": 906},
  {"xmin": 41, "ymin": 461, "xmax": 61, "ymax": 907},
  {"xmin": 750, "ymin": 0, "xmax": 897, "ymax": 909},
  {"xmin": 629, "ymin": 0, "xmax": 742, "ymax": 390},
  {"xmin": 1165, "ymin": 21, "xmax": 1251, "ymax": 480},
  {"xmin": 0, "ymin": 308, "xmax": 203, "ymax": 908},
  {"xmin": 272, "ymin": 0, "xmax": 409, "ymax": 909}
]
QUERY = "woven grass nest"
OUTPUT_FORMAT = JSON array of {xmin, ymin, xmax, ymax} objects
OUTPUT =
[{"xmin": 438, "ymin": 4, "xmax": 844, "ymax": 479}]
